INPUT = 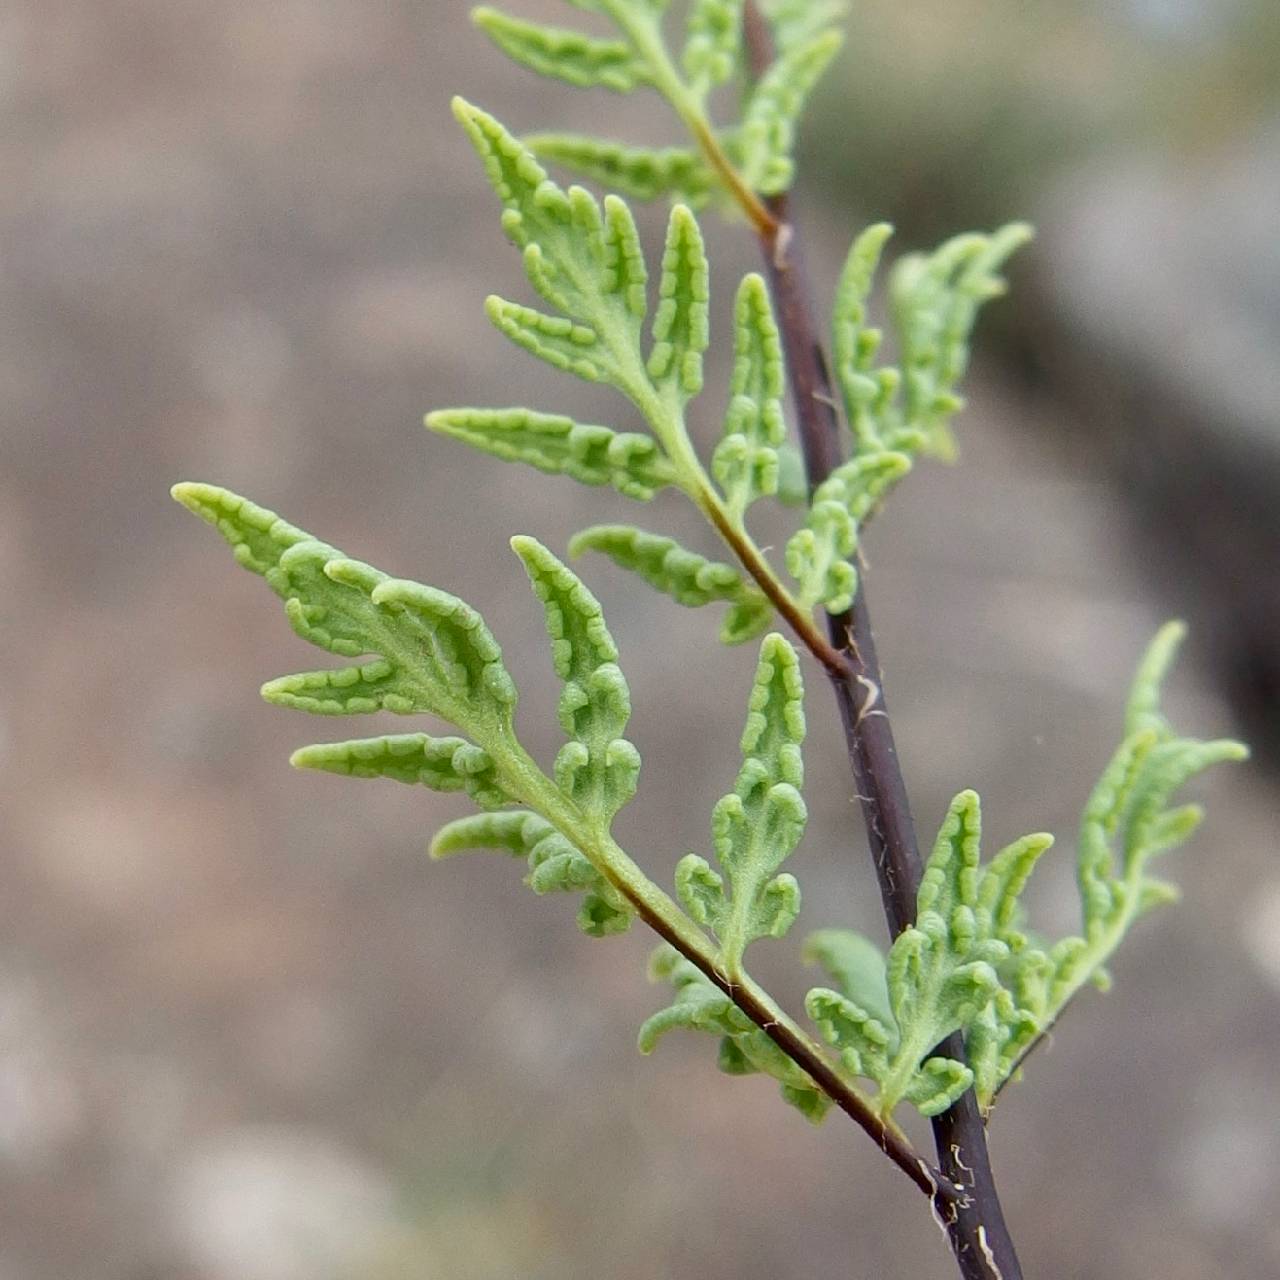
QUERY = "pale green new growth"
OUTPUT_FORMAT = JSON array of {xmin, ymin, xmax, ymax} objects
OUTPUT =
[
  {"xmin": 512, "ymin": 536, "xmax": 641, "ymax": 824},
  {"xmin": 641, "ymin": 947, "xmax": 832, "ymax": 1123},
  {"xmin": 473, "ymin": 8, "xmax": 651, "ymax": 94},
  {"xmin": 833, "ymin": 222, "xmax": 1034, "ymax": 460},
  {"xmin": 736, "ymin": 27, "xmax": 843, "ymax": 194},
  {"xmin": 522, "ymin": 134, "xmax": 716, "ymax": 207},
  {"xmin": 802, "ymin": 929, "xmax": 896, "ymax": 1030},
  {"xmin": 568, "ymin": 524, "xmax": 771, "ymax": 645},
  {"xmin": 172, "ymin": 483, "xmax": 517, "ymax": 736},
  {"xmin": 796, "ymin": 627, "xmax": 1244, "ymax": 1116},
  {"xmin": 714, "ymin": 274, "xmax": 787, "ymax": 521},
  {"xmin": 172, "ymin": 484, "xmax": 652, "ymax": 939},
  {"xmin": 293, "ymin": 735, "xmax": 513, "ymax": 810},
  {"xmin": 806, "ymin": 791, "xmax": 1054, "ymax": 1117},
  {"xmin": 757, "ymin": 0, "xmax": 850, "ymax": 50},
  {"xmin": 648, "ymin": 205, "xmax": 710, "ymax": 398},
  {"xmin": 675, "ymin": 634, "xmax": 806, "ymax": 975},
  {"xmin": 431, "ymin": 811, "xmax": 631, "ymax": 937},
  {"xmin": 450, "ymin": 99, "xmax": 652, "ymax": 398},
  {"xmin": 969, "ymin": 623, "xmax": 1248, "ymax": 1107},
  {"xmin": 424, "ymin": 408, "xmax": 675, "ymax": 501},
  {"xmin": 475, "ymin": 0, "xmax": 845, "ymax": 206},
  {"xmin": 683, "ymin": 0, "xmax": 744, "ymax": 96},
  {"xmin": 786, "ymin": 451, "xmax": 912, "ymax": 612}
]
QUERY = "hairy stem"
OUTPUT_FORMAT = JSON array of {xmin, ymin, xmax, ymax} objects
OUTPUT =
[{"xmin": 727, "ymin": 7, "xmax": 1025, "ymax": 1277}]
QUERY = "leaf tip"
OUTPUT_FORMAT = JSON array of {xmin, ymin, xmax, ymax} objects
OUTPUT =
[
  {"xmin": 171, "ymin": 480, "xmax": 225, "ymax": 519},
  {"xmin": 509, "ymin": 533, "xmax": 543, "ymax": 565},
  {"xmin": 171, "ymin": 480, "xmax": 200, "ymax": 508}
]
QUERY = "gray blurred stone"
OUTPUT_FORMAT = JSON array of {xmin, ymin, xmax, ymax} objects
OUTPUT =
[{"xmin": 1038, "ymin": 121, "xmax": 1280, "ymax": 756}]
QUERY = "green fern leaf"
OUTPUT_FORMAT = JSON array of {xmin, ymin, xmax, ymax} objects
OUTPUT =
[
  {"xmin": 425, "ymin": 408, "xmax": 675, "ymax": 500},
  {"xmin": 804, "ymin": 988, "xmax": 894, "ymax": 1083},
  {"xmin": 430, "ymin": 810, "xmax": 549, "ymax": 858},
  {"xmin": 638, "ymin": 950, "xmax": 754, "ymax": 1052},
  {"xmin": 648, "ymin": 205, "xmax": 710, "ymax": 400},
  {"xmin": 473, "ymin": 7, "xmax": 651, "ymax": 93},
  {"xmin": 525, "ymin": 133, "xmax": 718, "ymax": 206},
  {"xmin": 832, "ymin": 222, "xmax": 898, "ymax": 453},
  {"xmin": 973, "ymin": 624, "xmax": 1245, "ymax": 1108},
  {"xmin": 512, "ymin": 537, "xmax": 641, "ymax": 824},
  {"xmin": 1124, "ymin": 617, "xmax": 1188, "ymax": 735},
  {"xmin": 641, "ymin": 947, "xmax": 832, "ymax": 1122},
  {"xmin": 172, "ymin": 483, "xmax": 518, "ymax": 734},
  {"xmin": 903, "ymin": 1056, "xmax": 974, "ymax": 1117},
  {"xmin": 292, "ymin": 734, "xmax": 513, "ymax": 809},
  {"xmin": 808, "ymin": 791, "xmax": 1053, "ymax": 1117},
  {"xmin": 785, "ymin": 451, "xmax": 911, "ymax": 612},
  {"xmin": 737, "ymin": 29, "xmax": 843, "ymax": 194},
  {"xmin": 260, "ymin": 659, "xmax": 410, "ymax": 717},
  {"xmin": 757, "ymin": 0, "xmax": 849, "ymax": 50},
  {"xmin": 568, "ymin": 524, "xmax": 772, "ymax": 646},
  {"xmin": 832, "ymin": 222, "xmax": 1032, "ymax": 465},
  {"xmin": 683, "ymin": 0, "xmax": 744, "ymax": 95},
  {"xmin": 431, "ymin": 810, "xmax": 633, "ymax": 936},
  {"xmin": 483, "ymin": 296, "xmax": 608, "ymax": 383},
  {"xmin": 888, "ymin": 223, "xmax": 1033, "ymax": 458},
  {"xmin": 674, "ymin": 634, "xmax": 807, "ymax": 974},
  {"xmin": 713, "ymin": 273, "xmax": 787, "ymax": 521},
  {"xmin": 453, "ymin": 99, "xmax": 655, "ymax": 400},
  {"xmin": 802, "ymin": 928, "xmax": 895, "ymax": 1030}
]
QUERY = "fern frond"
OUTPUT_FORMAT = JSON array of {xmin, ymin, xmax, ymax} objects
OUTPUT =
[
  {"xmin": 648, "ymin": 205, "xmax": 710, "ymax": 400},
  {"xmin": 453, "ymin": 99, "xmax": 653, "ymax": 399},
  {"xmin": 174, "ymin": 483, "xmax": 651, "ymax": 940},
  {"xmin": 802, "ymin": 929, "xmax": 895, "ymax": 1030},
  {"xmin": 832, "ymin": 222, "xmax": 896, "ymax": 453},
  {"xmin": 292, "ymin": 734, "xmax": 513, "ymax": 809},
  {"xmin": 807, "ymin": 792, "xmax": 1054, "ymax": 1117},
  {"xmin": 525, "ymin": 134, "xmax": 718, "ymax": 206},
  {"xmin": 682, "ymin": 0, "xmax": 744, "ymax": 96},
  {"xmin": 431, "ymin": 810, "xmax": 633, "ymax": 936},
  {"xmin": 972, "ymin": 624, "xmax": 1246, "ymax": 1108},
  {"xmin": 473, "ymin": 7, "xmax": 651, "ymax": 94},
  {"xmin": 512, "ymin": 537, "xmax": 641, "ymax": 824},
  {"xmin": 757, "ymin": 0, "xmax": 850, "ymax": 50},
  {"xmin": 641, "ymin": 947, "xmax": 832, "ymax": 1123},
  {"xmin": 674, "ymin": 634, "xmax": 807, "ymax": 974},
  {"xmin": 832, "ymin": 222, "xmax": 1032, "ymax": 463},
  {"xmin": 713, "ymin": 274, "xmax": 787, "ymax": 521},
  {"xmin": 172, "ymin": 483, "xmax": 518, "ymax": 733},
  {"xmin": 483, "ymin": 296, "xmax": 608, "ymax": 383},
  {"xmin": 569, "ymin": 524, "xmax": 772, "ymax": 646},
  {"xmin": 891, "ymin": 223, "xmax": 1033, "ymax": 458},
  {"xmin": 737, "ymin": 28, "xmax": 844, "ymax": 194},
  {"xmin": 425, "ymin": 408, "xmax": 675, "ymax": 500},
  {"xmin": 785, "ymin": 451, "xmax": 911, "ymax": 612}
]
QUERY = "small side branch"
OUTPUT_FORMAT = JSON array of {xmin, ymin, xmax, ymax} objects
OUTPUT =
[{"xmin": 611, "ymin": 871, "xmax": 961, "ymax": 1203}]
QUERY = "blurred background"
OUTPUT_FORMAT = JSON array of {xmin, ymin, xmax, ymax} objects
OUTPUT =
[{"xmin": 1, "ymin": 1, "xmax": 1277, "ymax": 1277}]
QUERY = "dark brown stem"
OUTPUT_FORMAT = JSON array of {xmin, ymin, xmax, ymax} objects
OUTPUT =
[{"xmin": 739, "ymin": 7, "xmax": 1025, "ymax": 1277}]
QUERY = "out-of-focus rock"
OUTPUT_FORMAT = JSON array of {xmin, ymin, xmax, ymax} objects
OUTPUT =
[{"xmin": 1035, "ymin": 121, "xmax": 1280, "ymax": 756}]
